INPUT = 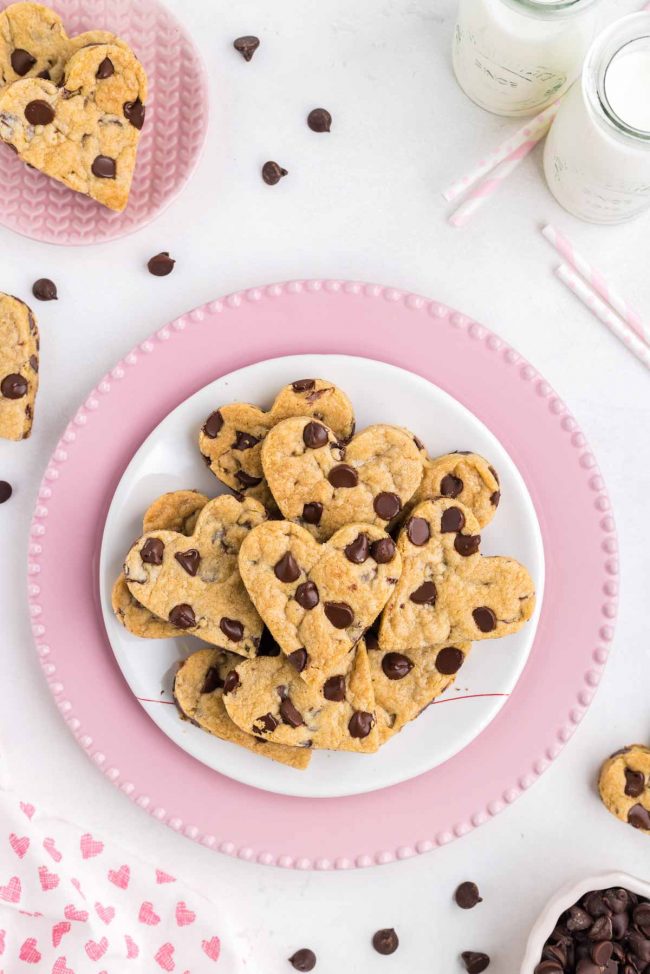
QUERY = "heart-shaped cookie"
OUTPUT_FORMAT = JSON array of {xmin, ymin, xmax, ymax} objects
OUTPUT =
[
  {"xmin": 124, "ymin": 494, "xmax": 267, "ymax": 655},
  {"xmin": 406, "ymin": 451, "xmax": 500, "ymax": 529},
  {"xmin": 0, "ymin": 292, "xmax": 38, "ymax": 441},
  {"xmin": 112, "ymin": 490, "xmax": 209, "ymax": 639},
  {"xmin": 380, "ymin": 497, "xmax": 535, "ymax": 649},
  {"xmin": 599, "ymin": 745, "xmax": 650, "ymax": 833},
  {"xmin": 222, "ymin": 643, "xmax": 379, "ymax": 753},
  {"xmin": 262, "ymin": 418, "xmax": 424, "ymax": 541},
  {"xmin": 365, "ymin": 633, "xmax": 472, "ymax": 744},
  {"xmin": 173, "ymin": 648, "xmax": 310, "ymax": 769},
  {"xmin": 238, "ymin": 519, "xmax": 402, "ymax": 686},
  {"xmin": 0, "ymin": 42, "xmax": 147, "ymax": 211},
  {"xmin": 199, "ymin": 378, "xmax": 355, "ymax": 510}
]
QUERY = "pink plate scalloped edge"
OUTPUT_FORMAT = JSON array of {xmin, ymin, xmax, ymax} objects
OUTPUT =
[
  {"xmin": 27, "ymin": 280, "xmax": 617, "ymax": 869},
  {"xmin": 0, "ymin": 0, "xmax": 209, "ymax": 245}
]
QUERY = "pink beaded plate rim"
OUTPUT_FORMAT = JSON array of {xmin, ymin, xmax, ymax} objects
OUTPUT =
[{"xmin": 27, "ymin": 280, "xmax": 618, "ymax": 870}]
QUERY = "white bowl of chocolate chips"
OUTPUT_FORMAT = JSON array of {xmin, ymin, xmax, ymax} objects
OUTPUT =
[{"xmin": 521, "ymin": 872, "xmax": 650, "ymax": 973}]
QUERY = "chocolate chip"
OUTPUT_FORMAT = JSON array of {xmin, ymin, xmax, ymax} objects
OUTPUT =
[
  {"xmin": 589, "ymin": 916, "xmax": 613, "ymax": 941},
  {"xmin": 223, "ymin": 670, "xmax": 240, "ymax": 694},
  {"xmin": 323, "ymin": 675, "xmax": 346, "ymax": 701},
  {"xmin": 175, "ymin": 548, "xmax": 200, "ymax": 576},
  {"xmin": 591, "ymin": 942, "xmax": 614, "ymax": 966},
  {"xmin": 567, "ymin": 907, "xmax": 593, "ymax": 932},
  {"xmin": 37, "ymin": 69, "xmax": 50, "ymax": 80},
  {"xmin": 30, "ymin": 351, "xmax": 39, "ymax": 370},
  {"xmin": 461, "ymin": 952, "xmax": 490, "ymax": 973},
  {"xmin": 24, "ymin": 100, "xmax": 54, "ymax": 125},
  {"xmin": 123, "ymin": 98, "xmax": 145, "ymax": 130},
  {"xmin": 288, "ymin": 949, "xmax": 316, "ymax": 972},
  {"xmin": 218, "ymin": 618, "xmax": 243, "ymax": 642},
  {"xmin": 624, "ymin": 768, "xmax": 645, "ymax": 798},
  {"xmin": 612, "ymin": 912, "xmax": 629, "ymax": 939},
  {"xmin": 382, "ymin": 653, "xmax": 413, "ymax": 680},
  {"xmin": 1, "ymin": 373, "xmax": 27, "ymax": 399},
  {"xmin": 203, "ymin": 411, "xmax": 224, "ymax": 438},
  {"xmin": 169, "ymin": 603, "xmax": 196, "ymax": 629},
  {"xmin": 141, "ymin": 537, "xmax": 164, "ymax": 564},
  {"xmin": 439, "ymin": 474, "xmax": 462, "ymax": 498},
  {"xmin": 274, "ymin": 551, "xmax": 301, "ymax": 583},
  {"xmin": 410, "ymin": 581, "xmax": 437, "ymax": 605},
  {"xmin": 280, "ymin": 698, "xmax": 304, "ymax": 727},
  {"xmin": 370, "ymin": 537, "xmax": 396, "ymax": 563},
  {"xmin": 32, "ymin": 278, "xmax": 57, "ymax": 300},
  {"xmin": 92, "ymin": 155, "xmax": 116, "ymax": 179},
  {"xmin": 96, "ymin": 57, "xmax": 114, "ymax": 79},
  {"xmin": 436, "ymin": 646, "xmax": 465, "ymax": 674},
  {"xmin": 307, "ymin": 108, "xmax": 332, "ymax": 132},
  {"xmin": 0, "ymin": 481, "xmax": 13, "ymax": 504},
  {"xmin": 286, "ymin": 649, "xmax": 307, "ymax": 673},
  {"xmin": 628, "ymin": 930, "xmax": 650, "ymax": 962},
  {"xmin": 345, "ymin": 533, "xmax": 369, "ymax": 564},
  {"xmin": 628, "ymin": 804, "xmax": 650, "ymax": 830},
  {"xmin": 583, "ymin": 892, "xmax": 610, "ymax": 917},
  {"xmin": 605, "ymin": 888, "xmax": 630, "ymax": 914},
  {"xmin": 349, "ymin": 711, "xmax": 374, "ymax": 738},
  {"xmin": 441, "ymin": 507, "xmax": 466, "ymax": 533},
  {"xmin": 233, "ymin": 35, "xmax": 260, "ymax": 61},
  {"xmin": 407, "ymin": 517, "xmax": 430, "ymax": 546},
  {"xmin": 455, "ymin": 533, "xmax": 481, "ymax": 556},
  {"xmin": 534, "ymin": 963, "xmax": 563, "ymax": 974},
  {"xmin": 634, "ymin": 904, "xmax": 650, "ymax": 936},
  {"xmin": 292, "ymin": 379, "xmax": 315, "ymax": 392},
  {"xmin": 455, "ymin": 882, "xmax": 482, "ymax": 909},
  {"xmin": 233, "ymin": 430, "xmax": 259, "ymax": 450},
  {"xmin": 295, "ymin": 581, "xmax": 319, "ymax": 610},
  {"xmin": 372, "ymin": 929, "xmax": 398, "ymax": 955},
  {"xmin": 236, "ymin": 470, "xmax": 263, "ymax": 488},
  {"xmin": 302, "ymin": 502, "xmax": 323, "ymax": 525},
  {"xmin": 254, "ymin": 712, "xmax": 278, "ymax": 733},
  {"xmin": 373, "ymin": 492, "xmax": 401, "ymax": 520},
  {"xmin": 147, "ymin": 252, "xmax": 175, "ymax": 277},
  {"xmin": 490, "ymin": 491, "xmax": 500, "ymax": 507},
  {"xmin": 324, "ymin": 601, "xmax": 354, "ymax": 628},
  {"xmin": 328, "ymin": 464, "xmax": 358, "ymax": 488},
  {"xmin": 201, "ymin": 666, "xmax": 224, "ymax": 694},
  {"xmin": 11, "ymin": 49, "xmax": 36, "ymax": 76},
  {"xmin": 303, "ymin": 421, "xmax": 328, "ymax": 449},
  {"xmin": 473, "ymin": 607, "xmax": 496, "ymax": 633},
  {"xmin": 262, "ymin": 161, "xmax": 287, "ymax": 185}
]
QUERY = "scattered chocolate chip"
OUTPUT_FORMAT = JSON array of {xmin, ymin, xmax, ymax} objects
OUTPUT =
[
  {"xmin": 461, "ymin": 952, "xmax": 490, "ymax": 973},
  {"xmin": 280, "ymin": 697, "xmax": 304, "ymax": 727},
  {"xmin": 407, "ymin": 516, "xmax": 430, "ymax": 546},
  {"xmin": 328, "ymin": 464, "xmax": 358, "ymax": 488},
  {"xmin": 1, "ymin": 373, "xmax": 27, "ymax": 399},
  {"xmin": 236, "ymin": 470, "xmax": 263, "ymax": 488},
  {"xmin": 303, "ymin": 420, "xmax": 328, "ymax": 449},
  {"xmin": 147, "ymin": 252, "xmax": 175, "ymax": 277},
  {"xmin": 472, "ymin": 607, "xmax": 497, "ymax": 633},
  {"xmin": 233, "ymin": 35, "xmax": 260, "ymax": 61},
  {"xmin": 324, "ymin": 601, "xmax": 354, "ymax": 629},
  {"xmin": 373, "ymin": 492, "xmax": 401, "ymax": 520},
  {"xmin": 441, "ymin": 507, "xmax": 466, "ymax": 533},
  {"xmin": 220, "ymin": 618, "xmax": 244, "ymax": 642},
  {"xmin": 624, "ymin": 768, "xmax": 645, "ymax": 798},
  {"xmin": 262, "ymin": 160, "xmax": 287, "ymax": 185},
  {"xmin": 32, "ymin": 278, "xmax": 57, "ymax": 301},
  {"xmin": 169, "ymin": 603, "xmax": 196, "ymax": 629},
  {"xmin": 123, "ymin": 98, "xmax": 145, "ymax": 129},
  {"xmin": 203, "ymin": 410, "xmax": 224, "ymax": 438},
  {"xmin": 455, "ymin": 534, "xmax": 481, "ymax": 557},
  {"xmin": 490, "ymin": 491, "xmax": 501, "ymax": 507},
  {"xmin": 175, "ymin": 548, "xmax": 200, "ymax": 576},
  {"xmin": 436, "ymin": 646, "xmax": 465, "ymax": 675},
  {"xmin": 370, "ymin": 537, "xmax": 396, "ymax": 563},
  {"xmin": 233, "ymin": 430, "xmax": 259, "ymax": 450},
  {"xmin": 292, "ymin": 379, "xmax": 315, "ymax": 392},
  {"xmin": 274, "ymin": 551, "xmax": 301, "ymax": 583},
  {"xmin": 307, "ymin": 108, "xmax": 332, "ymax": 132},
  {"xmin": 288, "ymin": 948, "xmax": 316, "ymax": 972},
  {"xmin": 201, "ymin": 666, "xmax": 224, "ymax": 694},
  {"xmin": 372, "ymin": 929, "xmax": 399, "ymax": 955},
  {"xmin": 410, "ymin": 581, "xmax": 437, "ymax": 605},
  {"xmin": 254, "ymin": 712, "xmax": 278, "ymax": 733},
  {"xmin": 223, "ymin": 670, "xmax": 240, "ymax": 694},
  {"xmin": 440, "ymin": 473, "xmax": 463, "ymax": 497},
  {"xmin": 288, "ymin": 648, "xmax": 309, "ymax": 672},
  {"xmin": 141, "ymin": 537, "xmax": 164, "ymax": 564},
  {"xmin": 92, "ymin": 155, "xmax": 116, "ymax": 179},
  {"xmin": 302, "ymin": 502, "xmax": 323, "ymax": 525},
  {"xmin": 381, "ymin": 653, "xmax": 413, "ymax": 680},
  {"xmin": 24, "ymin": 99, "xmax": 54, "ymax": 125},
  {"xmin": 349, "ymin": 711, "xmax": 374, "ymax": 738},
  {"xmin": 345, "ymin": 533, "xmax": 369, "ymax": 564},
  {"xmin": 11, "ymin": 49, "xmax": 36, "ymax": 76},
  {"xmin": 628, "ymin": 804, "xmax": 650, "ymax": 830},
  {"xmin": 295, "ymin": 581, "xmax": 319, "ymax": 610},
  {"xmin": 0, "ymin": 481, "xmax": 12, "ymax": 503},
  {"xmin": 455, "ymin": 882, "xmax": 482, "ymax": 909},
  {"xmin": 323, "ymin": 675, "xmax": 346, "ymax": 701},
  {"xmin": 96, "ymin": 56, "xmax": 114, "ymax": 79}
]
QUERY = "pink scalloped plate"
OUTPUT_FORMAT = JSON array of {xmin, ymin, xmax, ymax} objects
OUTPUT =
[
  {"xmin": 29, "ymin": 281, "xmax": 617, "ymax": 869},
  {"xmin": 0, "ymin": 0, "xmax": 208, "ymax": 245}
]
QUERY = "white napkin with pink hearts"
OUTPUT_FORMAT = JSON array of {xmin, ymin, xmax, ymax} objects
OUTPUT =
[{"xmin": 0, "ymin": 790, "xmax": 229, "ymax": 972}]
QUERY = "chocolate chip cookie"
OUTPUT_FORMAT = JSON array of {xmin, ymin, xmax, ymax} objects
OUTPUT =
[
  {"xmin": 0, "ymin": 291, "xmax": 38, "ymax": 441},
  {"xmin": 407, "ymin": 451, "xmax": 500, "ymax": 529},
  {"xmin": 599, "ymin": 745, "xmax": 650, "ymax": 833}
]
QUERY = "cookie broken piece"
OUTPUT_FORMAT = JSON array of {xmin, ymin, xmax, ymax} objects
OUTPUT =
[
  {"xmin": 407, "ymin": 451, "xmax": 501, "ymax": 529},
  {"xmin": 174, "ymin": 647, "xmax": 310, "ymax": 770},
  {"xmin": 0, "ymin": 291, "xmax": 38, "ymax": 441},
  {"xmin": 599, "ymin": 745, "xmax": 650, "ymax": 833},
  {"xmin": 0, "ymin": 42, "xmax": 147, "ymax": 211},
  {"xmin": 222, "ymin": 643, "xmax": 379, "ymax": 753}
]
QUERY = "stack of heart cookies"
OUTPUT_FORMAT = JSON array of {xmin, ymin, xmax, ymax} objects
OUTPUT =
[
  {"xmin": 115, "ymin": 377, "xmax": 536, "ymax": 771},
  {"xmin": 0, "ymin": 2, "xmax": 147, "ymax": 211}
]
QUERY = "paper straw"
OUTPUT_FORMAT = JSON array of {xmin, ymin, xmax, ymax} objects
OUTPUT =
[
  {"xmin": 543, "ymin": 224, "xmax": 650, "ymax": 347},
  {"xmin": 442, "ymin": 100, "xmax": 561, "ymax": 203},
  {"xmin": 556, "ymin": 263, "xmax": 650, "ymax": 371},
  {"xmin": 448, "ymin": 137, "xmax": 538, "ymax": 228}
]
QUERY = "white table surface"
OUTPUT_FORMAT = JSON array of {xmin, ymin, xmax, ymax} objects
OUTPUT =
[{"xmin": 2, "ymin": 0, "xmax": 649, "ymax": 971}]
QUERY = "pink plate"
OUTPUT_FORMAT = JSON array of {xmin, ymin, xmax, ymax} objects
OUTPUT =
[
  {"xmin": 29, "ymin": 281, "xmax": 617, "ymax": 869},
  {"xmin": 0, "ymin": 0, "xmax": 208, "ymax": 245}
]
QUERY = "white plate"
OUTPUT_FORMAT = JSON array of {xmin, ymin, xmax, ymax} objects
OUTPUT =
[{"xmin": 100, "ymin": 354, "xmax": 544, "ymax": 799}]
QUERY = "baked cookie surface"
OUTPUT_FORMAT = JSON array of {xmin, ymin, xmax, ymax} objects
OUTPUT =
[
  {"xmin": 408, "ymin": 451, "xmax": 500, "ymax": 529},
  {"xmin": 599, "ymin": 745, "xmax": 650, "ymax": 832},
  {"xmin": 0, "ymin": 291, "xmax": 38, "ymax": 441}
]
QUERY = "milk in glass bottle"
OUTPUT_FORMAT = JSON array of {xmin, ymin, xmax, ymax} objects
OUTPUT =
[{"xmin": 453, "ymin": 0, "xmax": 601, "ymax": 117}]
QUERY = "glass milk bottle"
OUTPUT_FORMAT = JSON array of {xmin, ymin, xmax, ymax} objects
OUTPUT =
[
  {"xmin": 453, "ymin": 0, "xmax": 601, "ymax": 117},
  {"xmin": 544, "ymin": 13, "xmax": 650, "ymax": 223}
]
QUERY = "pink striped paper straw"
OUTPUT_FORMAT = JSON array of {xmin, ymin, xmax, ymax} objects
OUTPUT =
[
  {"xmin": 543, "ymin": 224, "xmax": 650, "ymax": 347},
  {"xmin": 442, "ymin": 100, "xmax": 561, "ymax": 203},
  {"xmin": 556, "ymin": 264, "xmax": 650, "ymax": 371},
  {"xmin": 448, "ymin": 137, "xmax": 537, "ymax": 228}
]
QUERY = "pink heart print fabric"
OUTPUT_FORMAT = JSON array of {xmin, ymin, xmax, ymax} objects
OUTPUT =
[{"xmin": 0, "ymin": 793, "xmax": 226, "ymax": 971}]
